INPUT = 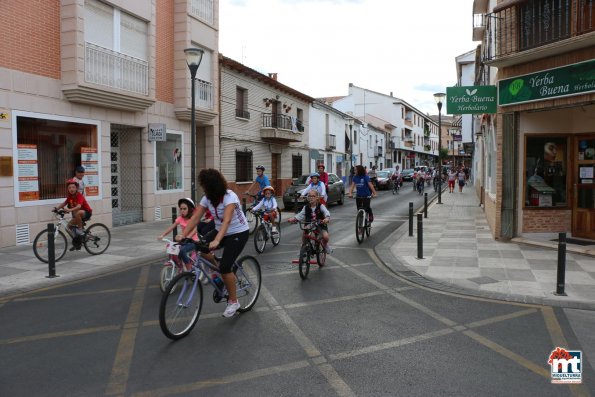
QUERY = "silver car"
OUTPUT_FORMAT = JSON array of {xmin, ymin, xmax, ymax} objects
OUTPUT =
[{"xmin": 283, "ymin": 173, "xmax": 345, "ymax": 210}]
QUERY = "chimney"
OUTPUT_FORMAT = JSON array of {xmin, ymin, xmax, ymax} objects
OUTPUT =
[{"xmin": 268, "ymin": 73, "xmax": 278, "ymax": 81}]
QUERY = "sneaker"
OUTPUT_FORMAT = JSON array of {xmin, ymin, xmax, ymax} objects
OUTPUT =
[
  {"xmin": 75, "ymin": 228, "xmax": 85, "ymax": 236},
  {"xmin": 222, "ymin": 301, "xmax": 240, "ymax": 317}
]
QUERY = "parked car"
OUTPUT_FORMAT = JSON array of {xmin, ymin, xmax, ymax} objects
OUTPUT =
[
  {"xmin": 401, "ymin": 169, "xmax": 415, "ymax": 181},
  {"xmin": 283, "ymin": 173, "xmax": 345, "ymax": 210},
  {"xmin": 375, "ymin": 170, "xmax": 393, "ymax": 190}
]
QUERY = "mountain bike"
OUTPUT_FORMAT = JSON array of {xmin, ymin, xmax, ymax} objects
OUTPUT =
[
  {"xmin": 33, "ymin": 208, "xmax": 111, "ymax": 263},
  {"xmin": 289, "ymin": 220, "xmax": 327, "ymax": 280},
  {"xmin": 159, "ymin": 238, "xmax": 261, "ymax": 340},
  {"xmin": 253, "ymin": 210, "xmax": 281, "ymax": 253},
  {"xmin": 354, "ymin": 196, "xmax": 372, "ymax": 244}
]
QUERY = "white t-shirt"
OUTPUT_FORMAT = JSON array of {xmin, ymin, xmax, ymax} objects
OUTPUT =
[
  {"xmin": 199, "ymin": 190, "xmax": 249, "ymax": 235},
  {"xmin": 73, "ymin": 175, "xmax": 89, "ymax": 195}
]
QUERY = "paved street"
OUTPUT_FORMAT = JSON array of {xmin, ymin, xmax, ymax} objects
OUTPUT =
[{"xmin": 1, "ymin": 185, "xmax": 594, "ymax": 396}]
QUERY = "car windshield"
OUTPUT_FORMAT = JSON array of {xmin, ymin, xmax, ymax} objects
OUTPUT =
[
  {"xmin": 296, "ymin": 175, "xmax": 309, "ymax": 184},
  {"xmin": 377, "ymin": 171, "xmax": 390, "ymax": 178},
  {"xmin": 403, "ymin": 169, "xmax": 413, "ymax": 174}
]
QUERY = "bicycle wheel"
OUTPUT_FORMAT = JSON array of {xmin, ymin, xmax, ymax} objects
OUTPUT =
[
  {"xmin": 83, "ymin": 223, "xmax": 111, "ymax": 255},
  {"xmin": 160, "ymin": 260, "xmax": 181, "ymax": 293},
  {"xmin": 254, "ymin": 224, "xmax": 267, "ymax": 253},
  {"xmin": 271, "ymin": 224, "xmax": 281, "ymax": 246},
  {"xmin": 159, "ymin": 272, "xmax": 203, "ymax": 340},
  {"xmin": 275, "ymin": 210, "xmax": 282, "ymax": 226},
  {"xmin": 33, "ymin": 228, "xmax": 68, "ymax": 263},
  {"xmin": 298, "ymin": 245, "xmax": 310, "ymax": 279},
  {"xmin": 316, "ymin": 242, "xmax": 326, "ymax": 267},
  {"xmin": 235, "ymin": 255, "xmax": 261, "ymax": 313},
  {"xmin": 355, "ymin": 209, "xmax": 365, "ymax": 244},
  {"xmin": 365, "ymin": 215, "xmax": 371, "ymax": 238},
  {"xmin": 245, "ymin": 210, "xmax": 258, "ymax": 234}
]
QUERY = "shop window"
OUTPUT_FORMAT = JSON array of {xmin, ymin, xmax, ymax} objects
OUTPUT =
[
  {"xmin": 15, "ymin": 114, "xmax": 99, "ymax": 204},
  {"xmin": 525, "ymin": 136, "xmax": 567, "ymax": 207},
  {"xmin": 236, "ymin": 150, "xmax": 252, "ymax": 182},
  {"xmin": 155, "ymin": 132, "xmax": 183, "ymax": 191}
]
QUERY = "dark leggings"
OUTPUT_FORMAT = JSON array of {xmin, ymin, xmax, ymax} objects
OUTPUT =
[
  {"xmin": 205, "ymin": 230, "xmax": 249, "ymax": 274},
  {"xmin": 356, "ymin": 197, "xmax": 373, "ymax": 220}
]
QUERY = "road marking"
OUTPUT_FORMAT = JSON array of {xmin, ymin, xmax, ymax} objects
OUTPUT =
[
  {"xmin": 329, "ymin": 328, "xmax": 454, "ymax": 361},
  {"xmin": 283, "ymin": 290, "xmax": 386, "ymax": 309},
  {"xmin": 105, "ymin": 266, "xmax": 149, "ymax": 396},
  {"xmin": 132, "ymin": 360, "xmax": 311, "ymax": 397},
  {"xmin": 11, "ymin": 288, "xmax": 133, "ymax": 302},
  {"xmin": 462, "ymin": 329, "xmax": 550, "ymax": 378},
  {"xmin": 317, "ymin": 364, "xmax": 356, "ymax": 397},
  {"xmin": 465, "ymin": 308, "xmax": 538, "ymax": 328},
  {"xmin": 0, "ymin": 325, "xmax": 120, "ymax": 345}
]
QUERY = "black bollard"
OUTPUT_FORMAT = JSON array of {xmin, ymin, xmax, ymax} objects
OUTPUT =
[
  {"xmin": 555, "ymin": 232, "xmax": 567, "ymax": 296},
  {"xmin": 409, "ymin": 202, "xmax": 413, "ymax": 237},
  {"xmin": 424, "ymin": 192, "xmax": 428, "ymax": 218},
  {"xmin": 171, "ymin": 207, "xmax": 178, "ymax": 239},
  {"xmin": 46, "ymin": 223, "xmax": 58, "ymax": 278},
  {"xmin": 417, "ymin": 214, "xmax": 423, "ymax": 259}
]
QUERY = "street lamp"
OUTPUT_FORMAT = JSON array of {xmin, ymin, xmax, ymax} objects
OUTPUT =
[
  {"xmin": 184, "ymin": 47, "xmax": 205, "ymax": 202},
  {"xmin": 434, "ymin": 92, "xmax": 445, "ymax": 204},
  {"xmin": 348, "ymin": 118, "xmax": 354, "ymax": 185}
]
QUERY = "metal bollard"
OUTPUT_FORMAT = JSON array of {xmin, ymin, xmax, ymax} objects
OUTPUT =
[
  {"xmin": 409, "ymin": 202, "xmax": 413, "ymax": 237},
  {"xmin": 46, "ymin": 223, "xmax": 58, "ymax": 278},
  {"xmin": 172, "ymin": 207, "xmax": 178, "ymax": 239},
  {"xmin": 417, "ymin": 214, "xmax": 423, "ymax": 259},
  {"xmin": 424, "ymin": 192, "xmax": 428, "ymax": 218},
  {"xmin": 555, "ymin": 232, "xmax": 567, "ymax": 296}
]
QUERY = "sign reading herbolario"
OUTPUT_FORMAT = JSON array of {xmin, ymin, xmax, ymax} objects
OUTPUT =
[
  {"xmin": 17, "ymin": 144, "xmax": 40, "ymax": 201},
  {"xmin": 499, "ymin": 59, "xmax": 595, "ymax": 106},
  {"xmin": 447, "ymin": 86, "xmax": 497, "ymax": 114}
]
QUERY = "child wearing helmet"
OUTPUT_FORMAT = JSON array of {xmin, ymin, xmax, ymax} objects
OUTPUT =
[
  {"xmin": 251, "ymin": 186, "xmax": 279, "ymax": 232},
  {"xmin": 72, "ymin": 165, "xmax": 89, "ymax": 196},
  {"xmin": 55, "ymin": 179, "xmax": 93, "ymax": 250},
  {"xmin": 301, "ymin": 172, "xmax": 327, "ymax": 205}
]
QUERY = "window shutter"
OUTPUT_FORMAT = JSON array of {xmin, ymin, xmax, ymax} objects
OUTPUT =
[
  {"xmin": 120, "ymin": 11, "xmax": 148, "ymax": 61},
  {"xmin": 84, "ymin": 0, "xmax": 113, "ymax": 49}
]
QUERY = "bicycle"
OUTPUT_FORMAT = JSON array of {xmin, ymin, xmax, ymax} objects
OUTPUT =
[
  {"xmin": 33, "ymin": 208, "xmax": 111, "ymax": 263},
  {"xmin": 159, "ymin": 238, "xmax": 262, "ymax": 340},
  {"xmin": 289, "ymin": 220, "xmax": 327, "ymax": 279},
  {"xmin": 159, "ymin": 238, "xmax": 204, "ymax": 293},
  {"xmin": 416, "ymin": 179, "xmax": 425, "ymax": 195},
  {"xmin": 253, "ymin": 210, "xmax": 281, "ymax": 253},
  {"xmin": 391, "ymin": 177, "xmax": 401, "ymax": 195},
  {"xmin": 243, "ymin": 193, "xmax": 282, "ymax": 234},
  {"xmin": 353, "ymin": 196, "xmax": 372, "ymax": 244}
]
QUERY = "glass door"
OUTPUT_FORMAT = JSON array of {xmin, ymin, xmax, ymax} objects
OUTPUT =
[{"xmin": 573, "ymin": 136, "xmax": 595, "ymax": 239}]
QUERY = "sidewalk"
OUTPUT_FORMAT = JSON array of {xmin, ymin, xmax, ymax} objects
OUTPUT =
[{"xmin": 375, "ymin": 183, "xmax": 595, "ymax": 310}]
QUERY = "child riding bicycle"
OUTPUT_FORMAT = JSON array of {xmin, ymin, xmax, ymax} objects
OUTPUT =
[
  {"xmin": 251, "ymin": 186, "xmax": 279, "ymax": 233},
  {"xmin": 288, "ymin": 189, "xmax": 331, "ymax": 253},
  {"xmin": 54, "ymin": 179, "xmax": 93, "ymax": 250}
]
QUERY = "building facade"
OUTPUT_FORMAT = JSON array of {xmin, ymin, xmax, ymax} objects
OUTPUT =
[
  {"xmin": 473, "ymin": 0, "xmax": 595, "ymax": 239},
  {"xmin": 0, "ymin": 0, "xmax": 220, "ymax": 247}
]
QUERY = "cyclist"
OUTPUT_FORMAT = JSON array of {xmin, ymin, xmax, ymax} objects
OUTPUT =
[
  {"xmin": 301, "ymin": 172, "xmax": 328, "ymax": 205},
  {"xmin": 368, "ymin": 165, "xmax": 378, "ymax": 189},
  {"xmin": 348, "ymin": 165, "xmax": 377, "ymax": 223},
  {"xmin": 317, "ymin": 164, "xmax": 329, "ymax": 190},
  {"xmin": 178, "ymin": 169, "xmax": 249, "ymax": 318},
  {"xmin": 54, "ymin": 179, "xmax": 93, "ymax": 250},
  {"xmin": 288, "ymin": 189, "xmax": 331, "ymax": 254},
  {"xmin": 251, "ymin": 186, "xmax": 279, "ymax": 234},
  {"xmin": 391, "ymin": 166, "xmax": 402, "ymax": 191},
  {"xmin": 247, "ymin": 165, "xmax": 270, "ymax": 201},
  {"xmin": 415, "ymin": 173, "xmax": 425, "ymax": 194}
]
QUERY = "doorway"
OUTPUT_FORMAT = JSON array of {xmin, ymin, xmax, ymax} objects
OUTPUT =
[
  {"xmin": 271, "ymin": 153, "xmax": 281, "ymax": 194},
  {"xmin": 573, "ymin": 135, "xmax": 595, "ymax": 239}
]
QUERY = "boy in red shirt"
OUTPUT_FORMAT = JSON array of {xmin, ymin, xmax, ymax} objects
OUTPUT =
[{"xmin": 55, "ymin": 179, "xmax": 93, "ymax": 248}]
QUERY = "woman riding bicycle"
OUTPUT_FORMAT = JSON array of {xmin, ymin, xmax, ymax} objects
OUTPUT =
[
  {"xmin": 348, "ymin": 165, "xmax": 377, "ymax": 222},
  {"xmin": 178, "ymin": 168, "xmax": 249, "ymax": 318}
]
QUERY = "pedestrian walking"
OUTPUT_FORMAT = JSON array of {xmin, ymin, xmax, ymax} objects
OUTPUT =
[
  {"xmin": 457, "ymin": 167, "xmax": 466, "ymax": 193},
  {"xmin": 448, "ymin": 168, "xmax": 457, "ymax": 193}
]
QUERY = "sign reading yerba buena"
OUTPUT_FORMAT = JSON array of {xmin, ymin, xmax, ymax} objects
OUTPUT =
[
  {"xmin": 499, "ymin": 59, "xmax": 595, "ymax": 106},
  {"xmin": 446, "ymin": 86, "xmax": 497, "ymax": 114}
]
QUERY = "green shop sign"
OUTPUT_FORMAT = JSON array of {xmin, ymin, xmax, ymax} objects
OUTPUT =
[
  {"xmin": 499, "ymin": 59, "xmax": 595, "ymax": 106},
  {"xmin": 446, "ymin": 86, "xmax": 497, "ymax": 114}
]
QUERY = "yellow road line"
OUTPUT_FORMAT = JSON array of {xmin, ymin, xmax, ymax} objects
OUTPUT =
[
  {"xmin": 12, "ymin": 288, "xmax": 133, "ymax": 302},
  {"xmin": 0, "ymin": 325, "xmax": 120, "ymax": 345}
]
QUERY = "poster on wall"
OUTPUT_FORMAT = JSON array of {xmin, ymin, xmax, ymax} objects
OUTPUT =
[
  {"xmin": 81, "ymin": 147, "xmax": 99, "ymax": 196},
  {"xmin": 17, "ymin": 144, "xmax": 40, "ymax": 201}
]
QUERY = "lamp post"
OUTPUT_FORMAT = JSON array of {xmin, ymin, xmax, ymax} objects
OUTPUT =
[
  {"xmin": 184, "ymin": 47, "xmax": 204, "ymax": 202},
  {"xmin": 434, "ymin": 92, "xmax": 445, "ymax": 204},
  {"xmin": 348, "ymin": 118, "xmax": 354, "ymax": 185}
]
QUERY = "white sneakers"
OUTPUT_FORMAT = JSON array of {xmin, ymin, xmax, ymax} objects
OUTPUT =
[{"xmin": 223, "ymin": 301, "xmax": 240, "ymax": 317}]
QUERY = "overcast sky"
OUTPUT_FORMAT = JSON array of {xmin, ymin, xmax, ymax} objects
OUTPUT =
[{"xmin": 219, "ymin": 0, "xmax": 477, "ymax": 116}]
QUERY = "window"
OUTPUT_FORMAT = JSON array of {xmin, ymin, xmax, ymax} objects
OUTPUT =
[
  {"xmin": 236, "ymin": 151, "xmax": 252, "ymax": 182},
  {"xmin": 235, "ymin": 86, "xmax": 249, "ymax": 119},
  {"xmin": 15, "ymin": 113, "xmax": 100, "ymax": 204},
  {"xmin": 155, "ymin": 131, "xmax": 183, "ymax": 192},
  {"xmin": 296, "ymin": 108, "xmax": 304, "ymax": 132},
  {"xmin": 292, "ymin": 155, "xmax": 302, "ymax": 178},
  {"xmin": 525, "ymin": 136, "xmax": 567, "ymax": 208}
]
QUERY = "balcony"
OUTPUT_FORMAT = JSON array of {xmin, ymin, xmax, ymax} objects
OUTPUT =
[
  {"xmin": 404, "ymin": 140, "xmax": 413, "ymax": 148},
  {"xmin": 235, "ymin": 109, "xmax": 250, "ymax": 119},
  {"xmin": 63, "ymin": 42, "xmax": 154, "ymax": 111},
  {"xmin": 190, "ymin": 0, "xmax": 214, "ymax": 25},
  {"xmin": 482, "ymin": 0, "xmax": 595, "ymax": 67},
  {"xmin": 260, "ymin": 113, "xmax": 303, "ymax": 143},
  {"xmin": 404, "ymin": 119, "xmax": 413, "ymax": 128},
  {"xmin": 375, "ymin": 146, "xmax": 383, "ymax": 157},
  {"xmin": 326, "ymin": 134, "xmax": 336, "ymax": 150},
  {"xmin": 389, "ymin": 141, "xmax": 396, "ymax": 150}
]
